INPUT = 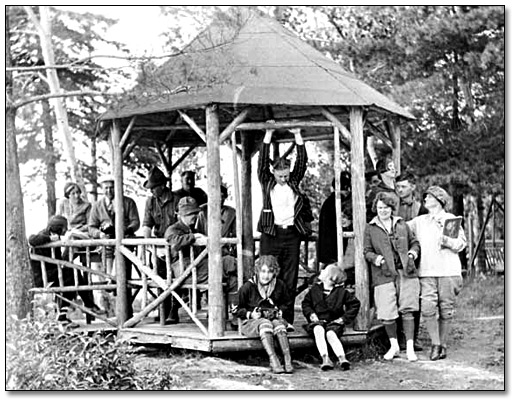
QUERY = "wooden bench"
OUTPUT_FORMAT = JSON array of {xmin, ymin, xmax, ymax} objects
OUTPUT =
[{"xmin": 485, "ymin": 246, "xmax": 504, "ymax": 274}]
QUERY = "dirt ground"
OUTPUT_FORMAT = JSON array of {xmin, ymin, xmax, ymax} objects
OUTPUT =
[{"xmin": 134, "ymin": 301, "xmax": 504, "ymax": 390}]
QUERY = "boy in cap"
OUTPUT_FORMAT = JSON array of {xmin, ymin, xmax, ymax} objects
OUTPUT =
[
  {"xmin": 407, "ymin": 186, "xmax": 467, "ymax": 361},
  {"xmin": 88, "ymin": 175, "xmax": 140, "ymax": 318},
  {"xmin": 164, "ymin": 197, "xmax": 238, "ymax": 323},
  {"xmin": 142, "ymin": 166, "xmax": 177, "ymax": 239}
]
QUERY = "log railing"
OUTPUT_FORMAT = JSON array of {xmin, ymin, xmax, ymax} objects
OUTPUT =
[{"xmin": 29, "ymin": 232, "xmax": 358, "ymax": 332}]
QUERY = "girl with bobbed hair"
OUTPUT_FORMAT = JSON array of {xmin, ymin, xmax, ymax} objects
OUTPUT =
[
  {"xmin": 235, "ymin": 255, "xmax": 294, "ymax": 374},
  {"xmin": 57, "ymin": 182, "xmax": 91, "ymax": 239},
  {"xmin": 364, "ymin": 191, "xmax": 421, "ymax": 362},
  {"xmin": 302, "ymin": 264, "xmax": 360, "ymax": 371}
]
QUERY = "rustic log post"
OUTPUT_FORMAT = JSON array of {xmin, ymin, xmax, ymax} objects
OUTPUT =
[
  {"xmin": 111, "ymin": 120, "xmax": 129, "ymax": 325},
  {"xmin": 350, "ymin": 107, "xmax": 370, "ymax": 331},
  {"xmin": 206, "ymin": 104, "xmax": 224, "ymax": 336},
  {"xmin": 240, "ymin": 131, "xmax": 255, "ymax": 279},
  {"xmin": 387, "ymin": 118, "xmax": 401, "ymax": 175},
  {"xmin": 231, "ymin": 132, "xmax": 244, "ymax": 288},
  {"xmin": 333, "ymin": 126, "xmax": 344, "ymax": 263}
]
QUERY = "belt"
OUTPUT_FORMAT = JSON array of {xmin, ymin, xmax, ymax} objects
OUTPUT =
[{"xmin": 275, "ymin": 224, "xmax": 294, "ymax": 230}]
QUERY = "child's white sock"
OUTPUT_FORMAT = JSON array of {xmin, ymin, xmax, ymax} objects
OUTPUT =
[{"xmin": 384, "ymin": 337, "xmax": 400, "ymax": 360}]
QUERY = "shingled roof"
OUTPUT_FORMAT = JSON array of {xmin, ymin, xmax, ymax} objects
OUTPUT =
[{"xmin": 99, "ymin": 7, "xmax": 413, "ymax": 147}]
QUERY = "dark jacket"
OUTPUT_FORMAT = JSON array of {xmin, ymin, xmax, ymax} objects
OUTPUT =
[
  {"xmin": 236, "ymin": 278, "xmax": 291, "ymax": 320},
  {"xmin": 257, "ymin": 142, "xmax": 311, "ymax": 237},
  {"xmin": 364, "ymin": 216, "xmax": 420, "ymax": 287},
  {"xmin": 318, "ymin": 192, "xmax": 352, "ymax": 264},
  {"xmin": 28, "ymin": 229, "xmax": 73, "ymax": 288},
  {"xmin": 164, "ymin": 220, "xmax": 203, "ymax": 263},
  {"xmin": 143, "ymin": 188, "xmax": 177, "ymax": 238},
  {"xmin": 302, "ymin": 283, "xmax": 360, "ymax": 325}
]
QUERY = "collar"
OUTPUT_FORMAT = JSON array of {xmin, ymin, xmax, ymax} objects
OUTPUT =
[{"xmin": 369, "ymin": 215, "xmax": 402, "ymax": 229}]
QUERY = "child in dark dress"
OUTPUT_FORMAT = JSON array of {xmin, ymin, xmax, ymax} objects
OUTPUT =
[
  {"xmin": 235, "ymin": 255, "xmax": 293, "ymax": 374},
  {"xmin": 302, "ymin": 264, "xmax": 360, "ymax": 370}
]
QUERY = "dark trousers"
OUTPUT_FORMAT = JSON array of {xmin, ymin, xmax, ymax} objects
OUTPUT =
[{"xmin": 260, "ymin": 228, "xmax": 301, "ymax": 324}]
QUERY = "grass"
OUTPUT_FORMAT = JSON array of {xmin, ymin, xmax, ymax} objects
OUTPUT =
[{"xmin": 456, "ymin": 274, "xmax": 505, "ymax": 319}]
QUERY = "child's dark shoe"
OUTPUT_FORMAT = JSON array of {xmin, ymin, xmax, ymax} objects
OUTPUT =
[
  {"xmin": 320, "ymin": 355, "xmax": 334, "ymax": 371},
  {"xmin": 338, "ymin": 355, "xmax": 351, "ymax": 371}
]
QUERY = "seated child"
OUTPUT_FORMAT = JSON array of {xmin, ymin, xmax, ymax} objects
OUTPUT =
[
  {"xmin": 302, "ymin": 264, "xmax": 361, "ymax": 370},
  {"xmin": 235, "ymin": 255, "xmax": 293, "ymax": 374}
]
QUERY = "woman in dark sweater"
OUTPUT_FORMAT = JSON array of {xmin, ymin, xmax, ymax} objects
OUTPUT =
[
  {"xmin": 302, "ymin": 264, "xmax": 360, "ymax": 371},
  {"xmin": 364, "ymin": 192, "xmax": 420, "ymax": 362},
  {"xmin": 235, "ymin": 255, "xmax": 293, "ymax": 374}
]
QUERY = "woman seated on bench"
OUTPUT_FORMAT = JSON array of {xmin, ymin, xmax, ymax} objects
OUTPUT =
[{"xmin": 234, "ymin": 255, "xmax": 294, "ymax": 374}]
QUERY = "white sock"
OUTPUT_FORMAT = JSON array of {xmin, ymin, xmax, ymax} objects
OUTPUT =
[
  {"xmin": 384, "ymin": 337, "xmax": 400, "ymax": 360},
  {"xmin": 406, "ymin": 340, "xmax": 417, "ymax": 361}
]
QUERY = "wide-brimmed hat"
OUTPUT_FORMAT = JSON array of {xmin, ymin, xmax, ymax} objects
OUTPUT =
[
  {"xmin": 144, "ymin": 166, "xmax": 168, "ymax": 189},
  {"xmin": 424, "ymin": 185, "xmax": 451, "ymax": 210},
  {"xmin": 99, "ymin": 175, "xmax": 115, "ymax": 184},
  {"xmin": 177, "ymin": 196, "xmax": 200, "ymax": 216}
]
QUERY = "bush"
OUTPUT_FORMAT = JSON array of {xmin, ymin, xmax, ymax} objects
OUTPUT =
[{"xmin": 6, "ymin": 306, "xmax": 173, "ymax": 390}]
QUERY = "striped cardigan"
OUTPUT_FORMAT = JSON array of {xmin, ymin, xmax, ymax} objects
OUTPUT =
[{"xmin": 256, "ymin": 142, "xmax": 310, "ymax": 237}]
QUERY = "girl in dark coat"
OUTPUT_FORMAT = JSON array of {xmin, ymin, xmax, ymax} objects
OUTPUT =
[
  {"xmin": 235, "ymin": 255, "xmax": 293, "ymax": 374},
  {"xmin": 302, "ymin": 264, "xmax": 360, "ymax": 370},
  {"xmin": 364, "ymin": 192, "xmax": 420, "ymax": 362}
]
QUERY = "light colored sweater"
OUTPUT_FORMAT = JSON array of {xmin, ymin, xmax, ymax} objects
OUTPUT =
[{"xmin": 407, "ymin": 212, "xmax": 466, "ymax": 277}]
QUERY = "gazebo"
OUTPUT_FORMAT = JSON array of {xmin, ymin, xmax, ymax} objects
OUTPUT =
[{"xmin": 32, "ymin": 8, "xmax": 414, "ymax": 352}]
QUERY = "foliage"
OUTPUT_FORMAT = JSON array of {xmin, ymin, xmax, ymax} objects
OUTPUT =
[
  {"xmin": 277, "ymin": 6, "xmax": 504, "ymax": 199},
  {"xmin": 6, "ymin": 305, "xmax": 174, "ymax": 390}
]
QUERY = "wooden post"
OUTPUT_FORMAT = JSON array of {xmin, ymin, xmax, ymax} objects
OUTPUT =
[
  {"xmin": 206, "ymin": 104, "xmax": 224, "ymax": 337},
  {"xmin": 111, "ymin": 120, "xmax": 129, "ymax": 325},
  {"xmin": 231, "ymin": 132, "xmax": 244, "ymax": 288},
  {"xmin": 240, "ymin": 131, "xmax": 255, "ymax": 279},
  {"xmin": 350, "ymin": 107, "xmax": 370, "ymax": 331},
  {"xmin": 387, "ymin": 118, "xmax": 401, "ymax": 175},
  {"xmin": 333, "ymin": 126, "xmax": 343, "ymax": 263}
]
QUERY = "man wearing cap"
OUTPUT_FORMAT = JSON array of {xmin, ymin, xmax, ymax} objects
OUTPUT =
[
  {"xmin": 257, "ymin": 122, "xmax": 311, "ymax": 329},
  {"xmin": 142, "ymin": 166, "xmax": 178, "ymax": 239},
  {"xmin": 407, "ymin": 185, "xmax": 467, "ymax": 361},
  {"xmin": 88, "ymin": 176, "xmax": 140, "ymax": 317},
  {"xmin": 164, "ymin": 196, "xmax": 238, "ymax": 323},
  {"xmin": 318, "ymin": 171, "xmax": 353, "ymax": 275},
  {"xmin": 88, "ymin": 176, "xmax": 140, "ymax": 239},
  {"xmin": 172, "ymin": 170, "xmax": 208, "ymax": 215}
]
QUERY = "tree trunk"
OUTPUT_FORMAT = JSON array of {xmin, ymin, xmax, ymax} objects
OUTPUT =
[
  {"xmin": 6, "ymin": 11, "xmax": 34, "ymax": 320},
  {"xmin": 90, "ymin": 135, "xmax": 97, "ymax": 202},
  {"xmin": 26, "ymin": 6, "xmax": 85, "ymax": 192},
  {"xmin": 42, "ymin": 98, "xmax": 57, "ymax": 216}
]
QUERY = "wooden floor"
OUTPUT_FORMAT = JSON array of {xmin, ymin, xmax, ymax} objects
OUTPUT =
[{"xmin": 74, "ymin": 307, "xmax": 381, "ymax": 353}]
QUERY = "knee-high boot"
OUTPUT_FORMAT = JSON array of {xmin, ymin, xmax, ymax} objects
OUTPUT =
[
  {"xmin": 260, "ymin": 331, "xmax": 284, "ymax": 374},
  {"xmin": 275, "ymin": 330, "xmax": 294, "ymax": 373}
]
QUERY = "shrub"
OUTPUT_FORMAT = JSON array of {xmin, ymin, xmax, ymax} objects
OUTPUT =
[{"xmin": 6, "ymin": 306, "xmax": 173, "ymax": 390}]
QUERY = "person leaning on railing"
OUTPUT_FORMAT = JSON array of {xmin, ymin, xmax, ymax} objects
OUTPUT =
[
  {"xmin": 88, "ymin": 175, "xmax": 140, "ymax": 318},
  {"xmin": 28, "ymin": 215, "xmax": 104, "ymax": 327},
  {"xmin": 164, "ymin": 196, "xmax": 238, "ymax": 324}
]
